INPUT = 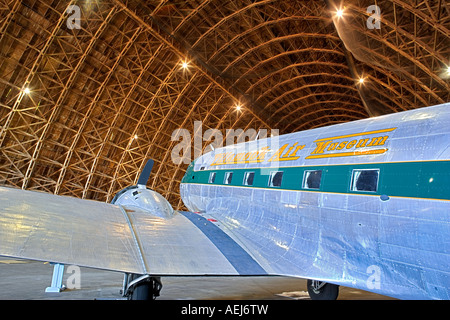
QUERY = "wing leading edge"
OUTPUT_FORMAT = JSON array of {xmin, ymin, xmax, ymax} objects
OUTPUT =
[{"xmin": 0, "ymin": 186, "xmax": 266, "ymax": 276}]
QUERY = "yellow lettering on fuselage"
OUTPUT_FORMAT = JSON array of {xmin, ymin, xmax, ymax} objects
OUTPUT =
[
  {"xmin": 209, "ymin": 128, "xmax": 396, "ymax": 166},
  {"xmin": 306, "ymin": 128, "xmax": 396, "ymax": 159},
  {"xmin": 267, "ymin": 143, "xmax": 305, "ymax": 162},
  {"xmin": 211, "ymin": 147, "xmax": 270, "ymax": 166}
]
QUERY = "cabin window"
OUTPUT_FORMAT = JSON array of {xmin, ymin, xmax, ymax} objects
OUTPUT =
[
  {"xmin": 208, "ymin": 172, "xmax": 216, "ymax": 183},
  {"xmin": 268, "ymin": 171, "xmax": 283, "ymax": 187},
  {"xmin": 302, "ymin": 170, "xmax": 322, "ymax": 189},
  {"xmin": 351, "ymin": 169, "xmax": 379, "ymax": 192},
  {"xmin": 224, "ymin": 172, "xmax": 233, "ymax": 184},
  {"xmin": 243, "ymin": 171, "xmax": 255, "ymax": 186}
]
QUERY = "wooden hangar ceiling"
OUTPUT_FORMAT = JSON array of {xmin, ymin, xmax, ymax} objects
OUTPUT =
[{"xmin": 0, "ymin": 0, "xmax": 449, "ymax": 209}]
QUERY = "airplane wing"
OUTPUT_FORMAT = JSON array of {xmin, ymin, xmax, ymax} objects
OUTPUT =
[{"xmin": 0, "ymin": 186, "xmax": 266, "ymax": 276}]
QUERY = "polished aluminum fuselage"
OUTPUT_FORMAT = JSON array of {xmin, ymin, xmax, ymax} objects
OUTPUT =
[{"xmin": 180, "ymin": 103, "xmax": 450, "ymax": 300}]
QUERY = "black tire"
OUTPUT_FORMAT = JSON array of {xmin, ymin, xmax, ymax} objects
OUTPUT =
[
  {"xmin": 127, "ymin": 275, "xmax": 162, "ymax": 300},
  {"xmin": 307, "ymin": 279, "xmax": 339, "ymax": 300},
  {"xmin": 129, "ymin": 281, "xmax": 153, "ymax": 300}
]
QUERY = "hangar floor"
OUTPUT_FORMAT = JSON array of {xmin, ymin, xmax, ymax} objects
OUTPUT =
[{"xmin": 0, "ymin": 257, "xmax": 394, "ymax": 300}]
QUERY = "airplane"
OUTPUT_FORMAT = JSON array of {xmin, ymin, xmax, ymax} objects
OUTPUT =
[{"xmin": 0, "ymin": 102, "xmax": 449, "ymax": 300}]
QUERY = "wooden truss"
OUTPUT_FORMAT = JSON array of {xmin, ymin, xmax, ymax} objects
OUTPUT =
[{"xmin": 0, "ymin": 0, "xmax": 448, "ymax": 209}]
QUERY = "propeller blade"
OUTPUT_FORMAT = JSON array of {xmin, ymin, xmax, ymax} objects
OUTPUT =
[{"xmin": 137, "ymin": 159, "xmax": 154, "ymax": 186}]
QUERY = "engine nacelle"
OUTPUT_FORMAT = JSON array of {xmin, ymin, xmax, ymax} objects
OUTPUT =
[{"xmin": 111, "ymin": 185, "xmax": 174, "ymax": 219}]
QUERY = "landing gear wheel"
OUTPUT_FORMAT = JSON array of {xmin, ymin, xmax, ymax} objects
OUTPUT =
[
  {"xmin": 126, "ymin": 274, "xmax": 162, "ymax": 300},
  {"xmin": 307, "ymin": 279, "xmax": 339, "ymax": 300}
]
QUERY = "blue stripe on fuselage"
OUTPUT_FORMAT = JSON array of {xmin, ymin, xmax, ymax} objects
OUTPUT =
[{"xmin": 181, "ymin": 211, "xmax": 267, "ymax": 275}]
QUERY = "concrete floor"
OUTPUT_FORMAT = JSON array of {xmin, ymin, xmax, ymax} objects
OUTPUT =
[{"xmin": 0, "ymin": 257, "xmax": 394, "ymax": 300}]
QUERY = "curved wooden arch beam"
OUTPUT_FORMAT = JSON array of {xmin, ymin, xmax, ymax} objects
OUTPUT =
[
  {"xmin": 274, "ymin": 103, "xmax": 368, "ymax": 129},
  {"xmin": 246, "ymin": 60, "xmax": 349, "ymax": 94},
  {"xmin": 220, "ymin": 33, "xmax": 341, "ymax": 77},
  {"xmin": 150, "ymin": 94, "xmax": 236, "ymax": 204},
  {"xmin": 82, "ymin": 43, "xmax": 167, "ymax": 198},
  {"xmin": 291, "ymin": 112, "xmax": 363, "ymax": 132},
  {"xmin": 341, "ymin": 20, "xmax": 448, "ymax": 97},
  {"xmin": 133, "ymin": 70, "xmax": 202, "ymax": 186},
  {"xmin": 238, "ymin": 49, "xmax": 346, "ymax": 83},
  {"xmin": 21, "ymin": 6, "xmax": 118, "ymax": 191},
  {"xmin": 0, "ymin": 1, "xmax": 77, "ymax": 148},
  {"xmin": 360, "ymin": 65, "xmax": 432, "ymax": 108},
  {"xmin": 349, "ymin": 2, "xmax": 448, "ymax": 64},
  {"xmin": 207, "ymin": 16, "xmax": 331, "ymax": 64},
  {"xmin": 266, "ymin": 82, "xmax": 359, "ymax": 111},
  {"xmin": 189, "ymin": 0, "xmax": 278, "ymax": 50},
  {"xmin": 54, "ymin": 25, "xmax": 142, "ymax": 196},
  {"xmin": 253, "ymin": 72, "xmax": 354, "ymax": 106},
  {"xmin": 151, "ymin": 90, "xmax": 229, "ymax": 200},
  {"xmin": 270, "ymin": 70, "xmax": 418, "ymax": 126},
  {"xmin": 106, "ymin": 57, "xmax": 182, "ymax": 199}
]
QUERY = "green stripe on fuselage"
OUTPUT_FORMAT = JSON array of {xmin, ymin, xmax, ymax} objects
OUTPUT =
[{"xmin": 182, "ymin": 161, "xmax": 450, "ymax": 201}]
